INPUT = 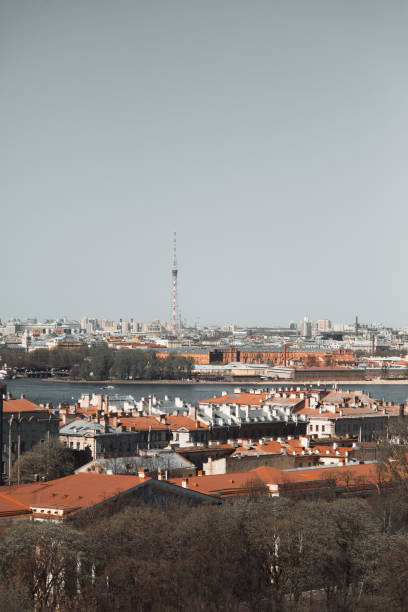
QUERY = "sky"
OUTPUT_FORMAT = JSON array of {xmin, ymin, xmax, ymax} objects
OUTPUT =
[{"xmin": 1, "ymin": 1, "xmax": 407, "ymax": 327}]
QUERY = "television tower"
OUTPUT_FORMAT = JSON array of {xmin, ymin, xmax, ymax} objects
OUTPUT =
[{"xmin": 171, "ymin": 232, "xmax": 178, "ymax": 335}]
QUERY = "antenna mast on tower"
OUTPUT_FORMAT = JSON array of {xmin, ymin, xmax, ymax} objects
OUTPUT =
[{"xmin": 171, "ymin": 232, "xmax": 178, "ymax": 335}]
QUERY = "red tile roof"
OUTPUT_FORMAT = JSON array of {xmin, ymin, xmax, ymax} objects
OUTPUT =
[
  {"xmin": 0, "ymin": 490, "xmax": 31, "ymax": 518},
  {"xmin": 232, "ymin": 440, "xmax": 283, "ymax": 455},
  {"xmin": 199, "ymin": 392, "xmax": 270, "ymax": 406},
  {"xmin": 278, "ymin": 462, "xmax": 387, "ymax": 488},
  {"xmin": 164, "ymin": 415, "xmax": 208, "ymax": 430},
  {"xmin": 76, "ymin": 406, "xmax": 98, "ymax": 417},
  {"xmin": 3, "ymin": 473, "xmax": 150, "ymax": 519},
  {"xmin": 3, "ymin": 398, "xmax": 47, "ymax": 413},
  {"xmin": 170, "ymin": 466, "xmax": 289, "ymax": 497},
  {"xmin": 170, "ymin": 470, "xmax": 266, "ymax": 497},
  {"xmin": 170, "ymin": 463, "xmax": 392, "ymax": 498},
  {"xmin": 110, "ymin": 416, "xmax": 168, "ymax": 431}
]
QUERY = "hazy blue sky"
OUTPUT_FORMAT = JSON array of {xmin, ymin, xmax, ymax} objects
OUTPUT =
[{"xmin": 2, "ymin": 1, "xmax": 407, "ymax": 327}]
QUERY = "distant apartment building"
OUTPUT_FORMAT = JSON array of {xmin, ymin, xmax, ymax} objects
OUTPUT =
[
  {"xmin": 300, "ymin": 317, "xmax": 313, "ymax": 338},
  {"xmin": 159, "ymin": 413, "xmax": 209, "ymax": 447},
  {"xmin": 196, "ymin": 387, "xmax": 407, "ymax": 445},
  {"xmin": 317, "ymin": 320, "xmax": 331, "ymax": 332},
  {"xmin": 196, "ymin": 389, "xmax": 308, "ymax": 440},
  {"xmin": 202, "ymin": 436, "xmax": 359, "ymax": 475},
  {"xmin": 294, "ymin": 389, "xmax": 406, "ymax": 441},
  {"xmin": 140, "ymin": 320, "xmax": 167, "ymax": 334},
  {"xmin": 59, "ymin": 416, "xmax": 170, "ymax": 459},
  {"xmin": 120, "ymin": 320, "xmax": 130, "ymax": 335}
]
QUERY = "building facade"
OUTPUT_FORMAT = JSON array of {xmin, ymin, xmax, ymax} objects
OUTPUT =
[{"xmin": 1, "ymin": 394, "xmax": 60, "ymax": 482}]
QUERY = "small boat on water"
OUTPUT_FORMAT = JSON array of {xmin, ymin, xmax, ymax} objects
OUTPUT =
[{"xmin": 0, "ymin": 367, "xmax": 12, "ymax": 380}]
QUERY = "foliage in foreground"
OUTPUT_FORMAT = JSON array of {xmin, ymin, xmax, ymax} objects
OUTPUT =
[{"xmin": 2, "ymin": 493, "xmax": 408, "ymax": 611}]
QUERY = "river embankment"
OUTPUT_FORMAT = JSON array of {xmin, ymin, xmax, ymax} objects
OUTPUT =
[{"xmin": 40, "ymin": 377, "xmax": 408, "ymax": 386}]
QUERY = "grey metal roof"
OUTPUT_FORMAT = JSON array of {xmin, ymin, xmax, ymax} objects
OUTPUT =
[
  {"xmin": 59, "ymin": 419, "xmax": 119, "ymax": 435},
  {"xmin": 82, "ymin": 451, "xmax": 194, "ymax": 473}
]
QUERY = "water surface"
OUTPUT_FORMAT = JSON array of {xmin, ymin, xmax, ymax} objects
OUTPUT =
[{"xmin": 5, "ymin": 379, "xmax": 408, "ymax": 406}]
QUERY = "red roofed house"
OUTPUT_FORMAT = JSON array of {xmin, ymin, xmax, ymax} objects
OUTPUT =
[
  {"xmin": 157, "ymin": 412, "xmax": 209, "ymax": 447},
  {"xmin": 0, "ymin": 472, "xmax": 220, "ymax": 522},
  {"xmin": 294, "ymin": 389, "xmax": 407, "ymax": 441},
  {"xmin": 170, "ymin": 462, "xmax": 394, "ymax": 501}
]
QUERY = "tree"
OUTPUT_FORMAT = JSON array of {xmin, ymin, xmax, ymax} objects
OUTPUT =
[
  {"xmin": 375, "ymin": 534, "xmax": 408, "ymax": 612},
  {"xmin": 79, "ymin": 357, "xmax": 91, "ymax": 379},
  {"xmin": 0, "ymin": 522, "xmax": 90, "ymax": 611},
  {"xmin": 89, "ymin": 345, "xmax": 114, "ymax": 380},
  {"xmin": 129, "ymin": 350, "xmax": 148, "ymax": 379},
  {"xmin": 10, "ymin": 439, "xmax": 75, "ymax": 484},
  {"xmin": 114, "ymin": 349, "xmax": 133, "ymax": 379},
  {"xmin": 162, "ymin": 355, "xmax": 194, "ymax": 379}
]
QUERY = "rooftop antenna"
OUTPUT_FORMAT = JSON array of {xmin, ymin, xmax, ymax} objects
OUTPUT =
[{"xmin": 171, "ymin": 232, "xmax": 178, "ymax": 335}]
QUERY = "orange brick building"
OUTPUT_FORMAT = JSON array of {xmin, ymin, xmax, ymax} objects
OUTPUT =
[
  {"xmin": 153, "ymin": 347, "xmax": 354, "ymax": 368},
  {"xmin": 208, "ymin": 347, "xmax": 354, "ymax": 368},
  {"xmin": 155, "ymin": 350, "xmax": 210, "ymax": 364}
]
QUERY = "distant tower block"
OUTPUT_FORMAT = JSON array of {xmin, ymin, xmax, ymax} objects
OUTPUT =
[{"xmin": 171, "ymin": 232, "xmax": 178, "ymax": 335}]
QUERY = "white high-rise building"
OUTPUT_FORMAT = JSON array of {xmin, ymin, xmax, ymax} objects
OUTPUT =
[
  {"xmin": 300, "ymin": 317, "xmax": 312, "ymax": 338},
  {"xmin": 317, "ymin": 319, "xmax": 331, "ymax": 332}
]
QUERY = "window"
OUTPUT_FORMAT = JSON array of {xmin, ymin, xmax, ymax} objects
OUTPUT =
[{"xmin": 322, "ymin": 426, "xmax": 325, "ymax": 432}]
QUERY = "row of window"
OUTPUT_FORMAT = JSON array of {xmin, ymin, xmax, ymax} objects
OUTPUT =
[{"xmin": 309, "ymin": 424, "xmax": 326, "ymax": 432}]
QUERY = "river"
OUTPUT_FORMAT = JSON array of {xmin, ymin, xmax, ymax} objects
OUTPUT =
[{"xmin": 4, "ymin": 378, "xmax": 408, "ymax": 406}]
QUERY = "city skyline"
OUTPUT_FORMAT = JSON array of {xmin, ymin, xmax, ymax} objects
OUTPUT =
[
  {"xmin": 2, "ymin": 1, "xmax": 407, "ymax": 326},
  {"xmin": 0, "ymin": 312, "xmax": 405, "ymax": 332}
]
